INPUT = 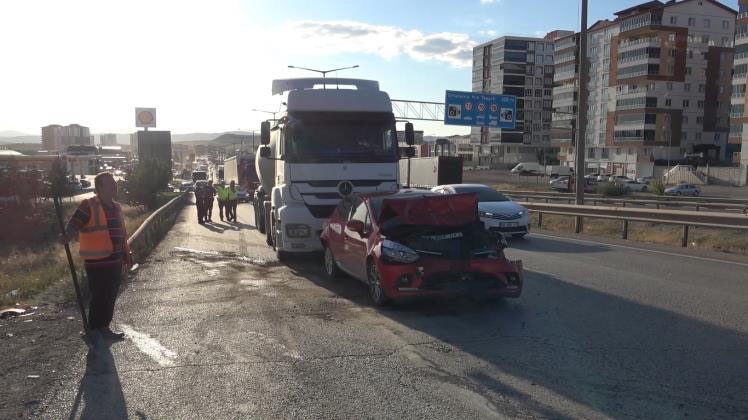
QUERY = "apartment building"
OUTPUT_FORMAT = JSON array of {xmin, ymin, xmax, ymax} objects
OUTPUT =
[
  {"xmin": 41, "ymin": 124, "xmax": 93, "ymax": 151},
  {"xmin": 471, "ymin": 32, "xmax": 573, "ymax": 166},
  {"xmin": 99, "ymin": 133, "xmax": 117, "ymax": 146},
  {"xmin": 732, "ymin": 0, "xmax": 748, "ymax": 170},
  {"xmin": 557, "ymin": 0, "xmax": 735, "ymax": 178}
]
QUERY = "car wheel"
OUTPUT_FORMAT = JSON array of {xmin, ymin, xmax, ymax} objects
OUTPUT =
[
  {"xmin": 675, "ymin": 191, "xmax": 682, "ymax": 196},
  {"xmin": 367, "ymin": 263, "xmax": 389, "ymax": 306},
  {"xmin": 693, "ymin": 190, "xmax": 699, "ymax": 196},
  {"xmin": 642, "ymin": 186, "xmax": 647, "ymax": 192},
  {"xmin": 324, "ymin": 246, "xmax": 339, "ymax": 280}
]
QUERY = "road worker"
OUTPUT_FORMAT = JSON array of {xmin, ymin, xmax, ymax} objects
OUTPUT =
[
  {"xmin": 226, "ymin": 180, "xmax": 238, "ymax": 222},
  {"xmin": 61, "ymin": 172, "xmax": 133, "ymax": 341},
  {"xmin": 194, "ymin": 180, "xmax": 208, "ymax": 224},
  {"xmin": 216, "ymin": 180, "xmax": 229, "ymax": 221}
]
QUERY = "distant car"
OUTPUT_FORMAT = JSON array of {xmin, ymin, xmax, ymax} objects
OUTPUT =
[
  {"xmin": 237, "ymin": 187, "xmax": 251, "ymax": 203},
  {"xmin": 320, "ymin": 190, "xmax": 523, "ymax": 305},
  {"xmin": 596, "ymin": 174, "xmax": 611, "ymax": 182},
  {"xmin": 549, "ymin": 176, "xmax": 570, "ymax": 191},
  {"xmin": 432, "ymin": 184, "xmax": 529, "ymax": 238},
  {"xmin": 179, "ymin": 181, "xmax": 194, "ymax": 192},
  {"xmin": 636, "ymin": 176, "xmax": 654, "ymax": 184},
  {"xmin": 610, "ymin": 175, "xmax": 632, "ymax": 184},
  {"xmin": 621, "ymin": 180, "xmax": 648, "ymax": 192},
  {"xmin": 79, "ymin": 179, "xmax": 91, "ymax": 188},
  {"xmin": 665, "ymin": 183, "xmax": 700, "ymax": 196}
]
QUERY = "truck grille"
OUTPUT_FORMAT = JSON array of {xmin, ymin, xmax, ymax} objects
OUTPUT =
[{"xmin": 306, "ymin": 204, "xmax": 337, "ymax": 219}]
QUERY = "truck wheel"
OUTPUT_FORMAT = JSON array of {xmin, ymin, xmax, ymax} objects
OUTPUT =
[
  {"xmin": 264, "ymin": 202, "xmax": 273, "ymax": 246},
  {"xmin": 256, "ymin": 202, "xmax": 266, "ymax": 234}
]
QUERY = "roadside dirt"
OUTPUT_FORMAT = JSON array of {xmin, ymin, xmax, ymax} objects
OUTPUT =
[{"xmin": 0, "ymin": 303, "xmax": 85, "ymax": 419}]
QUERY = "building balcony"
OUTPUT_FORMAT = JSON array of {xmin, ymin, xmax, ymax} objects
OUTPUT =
[
  {"xmin": 617, "ymin": 38, "xmax": 661, "ymax": 53},
  {"xmin": 554, "ymin": 71, "xmax": 577, "ymax": 83}
]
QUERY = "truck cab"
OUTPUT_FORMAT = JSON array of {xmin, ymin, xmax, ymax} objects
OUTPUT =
[{"xmin": 256, "ymin": 78, "xmax": 407, "ymax": 257}]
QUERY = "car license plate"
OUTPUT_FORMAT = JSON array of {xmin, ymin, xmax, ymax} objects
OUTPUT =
[{"xmin": 498, "ymin": 222, "xmax": 518, "ymax": 228}]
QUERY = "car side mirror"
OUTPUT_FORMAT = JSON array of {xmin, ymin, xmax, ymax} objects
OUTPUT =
[
  {"xmin": 346, "ymin": 220, "xmax": 365, "ymax": 235},
  {"xmin": 405, "ymin": 122, "xmax": 415, "ymax": 145},
  {"xmin": 260, "ymin": 121, "xmax": 271, "ymax": 145},
  {"xmin": 259, "ymin": 146, "xmax": 271, "ymax": 159}
]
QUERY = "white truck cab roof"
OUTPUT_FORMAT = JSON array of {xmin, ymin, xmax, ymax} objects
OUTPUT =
[{"xmin": 272, "ymin": 78, "xmax": 392, "ymax": 113}]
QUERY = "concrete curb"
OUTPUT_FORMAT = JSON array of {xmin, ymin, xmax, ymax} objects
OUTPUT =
[{"xmin": 127, "ymin": 193, "xmax": 188, "ymax": 262}]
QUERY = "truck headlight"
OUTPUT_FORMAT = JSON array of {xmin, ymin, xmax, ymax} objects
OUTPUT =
[
  {"xmin": 286, "ymin": 224, "xmax": 310, "ymax": 238},
  {"xmin": 381, "ymin": 239, "xmax": 419, "ymax": 264}
]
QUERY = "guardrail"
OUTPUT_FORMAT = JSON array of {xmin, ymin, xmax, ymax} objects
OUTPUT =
[
  {"xmin": 128, "ymin": 193, "xmax": 188, "ymax": 261},
  {"xmin": 499, "ymin": 190, "xmax": 748, "ymax": 213},
  {"xmin": 520, "ymin": 202, "xmax": 748, "ymax": 247}
]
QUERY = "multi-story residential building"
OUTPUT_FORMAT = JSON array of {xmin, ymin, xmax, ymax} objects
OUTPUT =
[
  {"xmin": 732, "ymin": 0, "xmax": 748, "ymax": 173},
  {"xmin": 99, "ymin": 133, "xmax": 117, "ymax": 146},
  {"xmin": 551, "ymin": 32, "xmax": 580, "ymax": 159},
  {"xmin": 471, "ymin": 32, "xmax": 573, "ymax": 166},
  {"xmin": 41, "ymin": 124, "xmax": 93, "ymax": 151},
  {"xmin": 557, "ymin": 0, "xmax": 735, "ymax": 178}
]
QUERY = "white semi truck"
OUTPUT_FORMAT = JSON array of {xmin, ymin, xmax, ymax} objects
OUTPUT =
[{"xmin": 253, "ymin": 78, "xmax": 414, "ymax": 258}]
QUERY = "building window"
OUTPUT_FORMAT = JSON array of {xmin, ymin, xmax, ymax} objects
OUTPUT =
[
  {"xmin": 535, "ymin": 89, "xmax": 542, "ymax": 97},
  {"xmin": 526, "ymin": 66, "xmax": 534, "ymax": 75},
  {"xmin": 698, "ymin": 84, "xmax": 705, "ymax": 93},
  {"xmin": 701, "ymin": 35, "xmax": 709, "ymax": 44},
  {"xmin": 696, "ymin": 116, "xmax": 704, "ymax": 124},
  {"xmin": 703, "ymin": 18, "xmax": 710, "ymax": 28},
  {"xmin": 669, "ymin": 33, "xmax": 676, "ymax": 41},
  {"xmin": 684, "ymin": 83, "xmax": 691, "ymax": 92},
  {"xmin": 722, "ymin": 37, "xmax": 730, "ymax": 47},
  {"xmin": 535, "ymin": 66, "xmax": 543, "ymax": 76},
  {"xmin": 587, "ymin": 148, "xmax": 595, "ymax": 159},
  {"xmin": 670, "ymin": 16, "xmax": 677, "ymax": 25},
  {"xmin": 536, "ymin": 55, "xmax": 543, "ymax": 64},
  {"xmin": 685, "ymin": 67, "xmax": 692, "ymax": 75},
  {"xmin": 723, "ymin": 20, "xmax": 730, "ymax": 30},
  {"xmin": 688, "ymin": 50, "xmax": 693, "ymax": 59},
  {"xmin": 544, "ymin": 88, "xmax": 552, "ymax": 96},
  {"xmin": 536, "ymin": 77, "xmax": 543, "ymax": 85},
  {"xmin": 546, "ymin": 55, "xmax": 553, "ymax": 63},
  {"xmin": 697, "ymin": 100, "xmax": 704, "ymax": 109},
  {"xmin": 683, "ymin": 99, "xmax": 690, "ymax": 107},
  {"xmin": 665, "ymin": 98, "xmax": 672, "ymax": 106},
  {"xmin": 526, "ymin": 77, "xmax": 534, "ymax": 86},
  {"xmin": 534, "ymin": 100, "xmax": 542, "ymax": 108},
  {"xmin": 666, "ymin": 82, "xmax": 673, "ymax": 91},
  {"xmin": 695, "ymin": 132, "xmax": 702, "ymax": 140},
  {"xmin": 683, "ymin": 132, "xmax": 688, "ymax": 141},
  {"xmin": 525, "ymin": 88, "xmax": 533, "ymax": 97},
  {"xmin": 683, "ymin": 115, "xmax": 688, "ymax": 124},
  {"xmin": 669, "ymin": 49, "xmax": 676, "ymax": 57},
  {"xmin": 688, "ymin": 17, "xmax": 696, "ymax": 26}
]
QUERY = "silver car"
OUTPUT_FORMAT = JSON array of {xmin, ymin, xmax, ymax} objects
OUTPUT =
[{"xmin": 665, "ymin": 183, "xmax": 700, "ymax": 196}]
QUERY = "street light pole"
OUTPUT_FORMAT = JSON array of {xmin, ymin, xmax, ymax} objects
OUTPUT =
[
  {"xmin": 575, "ymin": 0, "xmax": 589, "ymax": 206},
  {"xmin": 288, "ymin": 65, "xmax": 359, "ymax": 89}
]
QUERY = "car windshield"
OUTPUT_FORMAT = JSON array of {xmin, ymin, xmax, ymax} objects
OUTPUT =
[
  {"xmin": 452, "ymin": 186, "xmax": 508, "ymax": 202},
  {"xmin": 285, "ymin": 112, "xmax": 398, "ymax": 163}
]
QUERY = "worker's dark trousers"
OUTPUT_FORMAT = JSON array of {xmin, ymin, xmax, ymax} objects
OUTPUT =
[
  {"xmin": 218, "ymin": 200, "xmax": 226, "ymax": 220},
  {"xmin": 86, "ymin": 263, "xmax": 122, "ymax": 330},
  {"xmin": 204, "ymin": 198, "xmax": 214, "ymax": 220},
  {"xmin": 228, "ymin": 199, "xmax": 238, "ymax": 221},
  {"xmin": 196, "ymin": 199, "xmax": 205, "ymax": 222}
]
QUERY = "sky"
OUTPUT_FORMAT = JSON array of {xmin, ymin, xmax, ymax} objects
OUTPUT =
[{"xmin": 0, "ymin": 0, "xmax": 739, "ymax": 137}]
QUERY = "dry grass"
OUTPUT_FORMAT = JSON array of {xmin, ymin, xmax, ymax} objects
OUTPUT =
[
  {"xmin": 530, "ymin": 213, "xmax": 748, "ymax": 255},
  {"xmin": 0, "ymin": 203, "xmax": 150, "ymax": 307}
]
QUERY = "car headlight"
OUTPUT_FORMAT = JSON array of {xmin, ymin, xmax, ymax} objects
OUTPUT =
[
  {"xmin": 479, "ymin": 210, "xmax": 494, "ymax": 218},
  {"xmin": 381, "ymin": 239, "xmax": 419, "ymax": 264},
  {"xmin": 516, "ymin": 211, "xmax": 525, "ymax": 216}
]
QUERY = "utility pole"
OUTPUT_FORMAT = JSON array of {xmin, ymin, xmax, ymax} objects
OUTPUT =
[{"xmin": 575, "ymin": 0, "xmax": 589, "ymax": 206}]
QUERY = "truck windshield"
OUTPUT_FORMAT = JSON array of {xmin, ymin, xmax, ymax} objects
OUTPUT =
[{"xmin": 285, "ymin": 112, "xmax": 398, "ymax": 163}]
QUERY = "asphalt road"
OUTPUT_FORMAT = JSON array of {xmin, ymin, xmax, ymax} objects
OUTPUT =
[{"xmin": 40, "ymin": 197, "xmax": 748, "ymax": 419}]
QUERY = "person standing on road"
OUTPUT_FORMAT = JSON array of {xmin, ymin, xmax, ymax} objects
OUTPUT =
[
  {"xmin": 227, "ymin": 180, "xmax": 238, "ymax": 222},
  {"xmin": 194, "ymin": 180, "xmax": 207, "ymax": 224},
  {"xmin": 205, "ymin": 180, "xmax": 216, "ymax": 222},
  {"xmin": 61, "ymin": 172, "xmax": 133, "ymax": 341},
  {"xmin": 216, "ymin": 180, "xmax": 229, "ymax": 221}
]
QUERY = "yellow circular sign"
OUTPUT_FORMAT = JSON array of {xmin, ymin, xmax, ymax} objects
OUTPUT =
[{"xmin": 138, "ymin": 111, "xmax": 154, "ymax": 124}]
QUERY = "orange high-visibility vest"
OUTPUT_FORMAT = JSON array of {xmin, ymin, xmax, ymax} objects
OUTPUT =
[{"xmin": 79, "ymin": 196, "xmax": 114, "ymax": 260}]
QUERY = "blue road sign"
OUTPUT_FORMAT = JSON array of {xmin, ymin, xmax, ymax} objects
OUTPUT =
[{"xmin": 443, "ymin": 90, "xmax": 516, "ymax": 129}]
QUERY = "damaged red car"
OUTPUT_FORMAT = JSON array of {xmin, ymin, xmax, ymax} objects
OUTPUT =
[{"xmin": 320, "ymin": 190, "xmax": 523, "ymax": 305}]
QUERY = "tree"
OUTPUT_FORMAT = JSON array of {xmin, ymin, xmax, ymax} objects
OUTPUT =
[
  {"xmin": 47, "ymin": 159, "xmax": 71, "ymax": 199},
  {"xmin": 125, "ymin": 159, "xmax": 172, "ymax": 210}
]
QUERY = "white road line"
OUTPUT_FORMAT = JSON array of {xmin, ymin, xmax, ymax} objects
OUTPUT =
[
  {"xmin": 530, "ymin": 233, "xmax": 748, "ymax": 268},
  {"xmin": 119, "ymin": 325, "xmax": 178, "ymax": 366}
]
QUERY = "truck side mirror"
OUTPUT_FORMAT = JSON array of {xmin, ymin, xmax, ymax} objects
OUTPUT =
[
  {"xmin": 259, "ymin": 146, "xmax": 271, "ymax": 159},
  {"xmin": 404, "ymin": 147, "xmax": 415, "ymax": 158},
  {"xmin": 260, "ymin": 121, "xmax": 271, "ymax": 145},
  {"xmin": 405, "ymin": 122, "xmax": 415, "ymax": 146}
]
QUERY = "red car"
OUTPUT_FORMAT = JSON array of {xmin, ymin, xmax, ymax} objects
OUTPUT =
[{"xmin": 320, "ymin": 190, "xmax": 523, "ymax": 305}]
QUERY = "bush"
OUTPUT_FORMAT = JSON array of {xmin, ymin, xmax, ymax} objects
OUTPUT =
[
  {"xmin": 651, "ymin": 180, "xmax": 666, "ymax": 196},
  {"xmin": 124, "ymin": 159, "xmax": 172, "ymax": 210},
  {"xmin": 597, "ymin": 181, "xmax": 628, "ymax": 197}
]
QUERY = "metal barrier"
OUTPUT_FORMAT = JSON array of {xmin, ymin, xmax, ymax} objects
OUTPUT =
[
  {"xmin": 501, "ymin": 190, "xmax": 748, "ymax": 214},
  {"xmin": 128, "ymin": 193, "xmax": 188, "ymax": 261},
  {"xmin": 520, "ymin": 202, "xmax": 748, "ymax": 248}
]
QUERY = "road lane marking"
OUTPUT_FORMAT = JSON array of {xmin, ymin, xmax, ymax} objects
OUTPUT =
[
  {"xmin": 120, "ymin": 325, "xmax": 178, "ymax": 366},
  {"xmin": 531, "ymin": 233, "xmax": 748, "ymax": 268}
]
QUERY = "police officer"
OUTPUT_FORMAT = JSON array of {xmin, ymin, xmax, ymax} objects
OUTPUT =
[
  {"xmin": 61, "ymin": 172, "xmax": 132, "ymax": 341},
  {"xmin": 194, "ymin": 180, "xmax": 207, "ymax": 224},
  {"xmin": 205, "ymin": 180, "xmax": 216, "ymax": 222},
  {"xmin": 216, "ymin": 180, "xmax": 229, "ymax": 221},
  {"xmin": 227, "ymin": 180, "xmax": 238, "ymax": 222}
]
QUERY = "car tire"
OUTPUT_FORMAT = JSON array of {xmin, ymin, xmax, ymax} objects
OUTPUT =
[
  {"xmin": 675, "ymin": 191, "xmax": 682, "ymax": 196},
  {"xmin": 324, "ymin": 246, "xmax": 339, "ymax": 280},
  {"xmin": 367, "ymin": 263, "xmax": 389, "ymax": 306},
  {"xmin": 642, "ymin": 186, "xmax": 647, "ymax": 192},
  {"xmin": 693, "ymin": 191, "xmax": 699, "ymax": 196}
]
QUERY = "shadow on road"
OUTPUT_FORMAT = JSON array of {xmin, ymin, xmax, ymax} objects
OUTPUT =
[
  {"xmin": 510, "ymin": 235, "xmax": 609, "ymax": 254},
  {"xmin": 284, "ymin": 259, "xmax": 748, "ymax": 418},
  {"xmin": 68, "ymin": 340, "xmax": 127, "ymax": 420}
]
